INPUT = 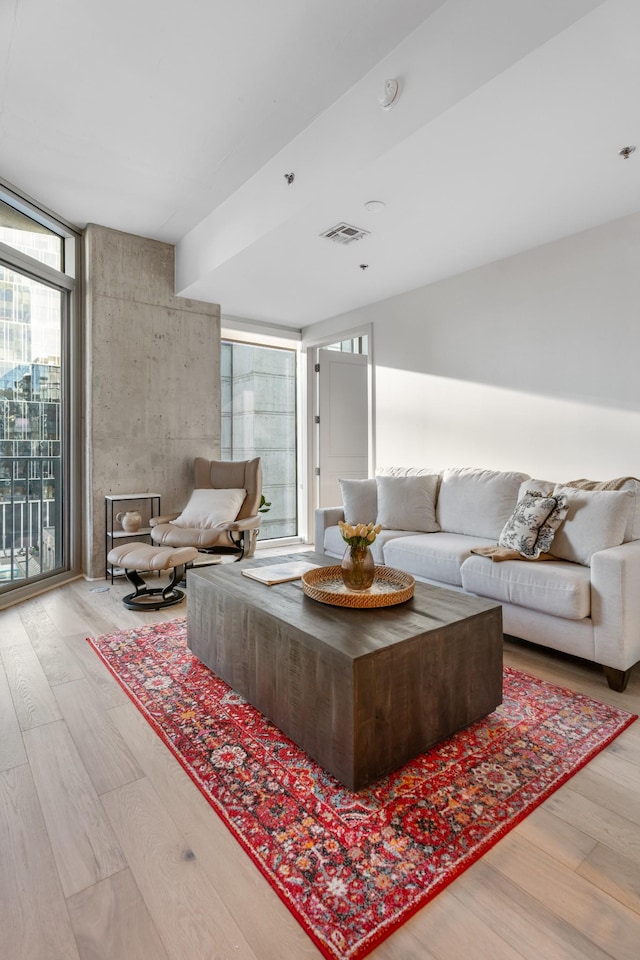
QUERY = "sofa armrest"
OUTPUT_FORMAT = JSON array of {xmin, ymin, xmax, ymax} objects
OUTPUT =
[
  {"xmin": 591, "ymin": 539, "xmax": 640, "ymax": 671},
  {"xmin": 314, "ymin": 506, "xmax": 344, "ymax": 554}
]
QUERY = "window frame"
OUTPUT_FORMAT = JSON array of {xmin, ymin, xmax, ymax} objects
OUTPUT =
[{"xmin": 0, "ymin": 179, "xmax": 82, "ymax": 608}]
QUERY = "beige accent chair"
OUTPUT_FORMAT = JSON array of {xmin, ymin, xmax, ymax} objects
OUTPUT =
[{"xmin": 150, "ymin": 457, "xmax": 263, "ymax": 560}]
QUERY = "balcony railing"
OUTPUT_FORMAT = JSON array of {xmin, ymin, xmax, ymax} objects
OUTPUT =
[{"xmin": 0, "ymin": 455, "xmax": 61, "ymax": 584}]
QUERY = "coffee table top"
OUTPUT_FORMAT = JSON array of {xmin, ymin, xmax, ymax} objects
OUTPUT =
[{"xmin": 188, "ymin": 551, "xmax": 502, "ymax": 661}]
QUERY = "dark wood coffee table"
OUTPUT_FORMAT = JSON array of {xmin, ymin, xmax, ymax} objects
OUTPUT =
[{"xmin": 187, "ymin": 552, "xmax": 503, "ymax": 791}]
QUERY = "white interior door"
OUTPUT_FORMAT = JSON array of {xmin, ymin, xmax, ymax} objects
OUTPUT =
[{"xmin": 317, "ymin": 348, "xmax": 369, "ymax": 507}]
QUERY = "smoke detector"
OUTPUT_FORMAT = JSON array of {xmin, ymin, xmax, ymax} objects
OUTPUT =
[
  {"xmin": 378, "ymin": 78, "xmax": 399, "ymax": 111},
  {"xmin": 320, "ymin": 222, "xmax": 371, "ymax": 245}
]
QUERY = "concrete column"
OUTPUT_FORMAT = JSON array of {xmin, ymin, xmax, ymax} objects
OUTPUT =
[{"xmin": 84, "ymin": 224, "xmax": 220, "ymax": 578}]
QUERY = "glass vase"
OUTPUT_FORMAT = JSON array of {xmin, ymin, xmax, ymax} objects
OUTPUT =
[{"xmin": 341, "ymin": 544, "xmax": 375, "ymax": 591}]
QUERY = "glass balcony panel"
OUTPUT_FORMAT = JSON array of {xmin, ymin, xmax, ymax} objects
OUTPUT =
[
  {"xmin": 221, "ymin": 340, "xmax": 298, "ymax": 541},
  {"xmin": 0, "ymin": 262, "xmax": 63, "ymax": 589}
]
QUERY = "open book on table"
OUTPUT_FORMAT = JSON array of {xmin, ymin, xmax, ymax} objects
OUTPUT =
[{"xmin": 241, "ymin": 559, "xmax": 321, "ymax": 585}]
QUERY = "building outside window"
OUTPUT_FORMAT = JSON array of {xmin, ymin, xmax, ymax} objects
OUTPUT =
[{"xmin": 221, "ymin": 339, "xmax": 297, "ymax": 541}]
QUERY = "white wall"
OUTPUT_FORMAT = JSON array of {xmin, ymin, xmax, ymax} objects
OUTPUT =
[{"xmin": 303, "ymin": 212, "xmax": 640, "ymax": 481}]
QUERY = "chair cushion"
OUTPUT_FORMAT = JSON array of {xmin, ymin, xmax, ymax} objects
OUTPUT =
[
  {"xmin": 383, "ymin": 533, "xmax": 496, "ymax": 587},
  {"xmin": 461, "ymin": 554, "xmax": 591, "ymax": 620},
  {"xmin": 107, "ymin": 543, "xmax": 198, "ymax": 571},
  {"xmin": 151, "ymin": 524, "xmax": 233, "ymax": 549},
  {"xmin": 194, "ymin": 457, "xmax": 261, "ymax": 520},
  {"xmin": 171, "ymin": 488, "xmax": 246, "ymax": 529}
]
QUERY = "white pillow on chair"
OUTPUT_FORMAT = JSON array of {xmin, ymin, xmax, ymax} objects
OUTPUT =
[{"xmin": 171, "ymin": 488, "xmax": 246, "ymax": 529}]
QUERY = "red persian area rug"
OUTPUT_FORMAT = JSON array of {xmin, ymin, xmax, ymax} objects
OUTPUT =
[{"xmin": 88, "ymin": 619, "xmax": 636, "ymax": 960}]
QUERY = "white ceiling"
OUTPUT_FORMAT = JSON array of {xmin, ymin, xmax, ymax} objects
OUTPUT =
[{"xmin": 2, "ymin": 0, "xmax": 639, "ymax": 328}]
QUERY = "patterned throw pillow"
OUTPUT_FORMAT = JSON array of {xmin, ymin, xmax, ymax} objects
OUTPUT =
[{"xmin": 498, "ymin": 490, "xmax": 568, "ymax": 559}]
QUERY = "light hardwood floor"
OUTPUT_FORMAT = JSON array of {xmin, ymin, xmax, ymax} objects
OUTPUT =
[{"xmin": 1, "ymin": 555, "xmax": 639, "ymax": 960}]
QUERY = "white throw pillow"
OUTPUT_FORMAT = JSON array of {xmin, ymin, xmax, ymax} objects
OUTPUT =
[
  {"xmin": 171, "ymin": 488, "xmax": 246, "ymax": 529},
  {"xmin": 339, "ymin": 478, "xmax": 378, "ymax": 525},
  {"xmin": 550, "ymin": 486, "xmax": 633, "ymax": 565},
  {"xmin": 375, "ymin": 474, "xmax": 440, "ymax": 532},
  {"xmin": 437, "ymin": 467, "xmax": 529, "ymax": 539},
  {"xmin": 498, "ymin": 490, "xmax": 568, "ymax": 558},
  {"xmin": 563, "ymin": 477, "xmax": 640, "ymax": 543}
]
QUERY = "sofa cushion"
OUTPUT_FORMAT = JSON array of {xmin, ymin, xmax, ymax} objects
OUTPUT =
[
  {"xmin": 339, "ymin": 478, "xmax": 378, "ymax": 525},
  {"xmin": 550, "ymin": 486, "xmax": 633, "ymax": 565},
  {"xmin": 498, "ymin": 490, "xmax": 568, "ymax": 558},
  {"xmin": 383, "ymin": 532, "xmax": 496, "ymax": 587},
  {"xmin": 564, "ymin": 477, "xmax": 640, "ymax": 543},
  {"xmin": 461, "ymin": 554, "xmax": 591, "ymax": 620},
  {"xmin": 376, "ymin": 466, "xmax": 440, "ymax": 477},
  {"xmin": 521, "ymin": 476, "xmax": 640, "ymax": 544},
  {"xmin": 375, "ymin": 474, "xmax": 440, "ymax": 533},
  {"xmin": 436, "ymin": 467, "xmax": 530, "ymax": 539},
  {"xmin": 323, "ymin": 524, "xmax": 420, "ymax": 563}
]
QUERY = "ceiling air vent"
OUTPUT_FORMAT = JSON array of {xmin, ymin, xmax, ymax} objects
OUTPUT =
[{"xmin": 320, "ymin": 222, "xmax": 371, "ymax": 245}]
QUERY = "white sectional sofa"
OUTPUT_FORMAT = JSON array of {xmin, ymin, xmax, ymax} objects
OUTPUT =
[{"xmin": 314, "ymin": 467, "xmax": 640, "ymax": 692}]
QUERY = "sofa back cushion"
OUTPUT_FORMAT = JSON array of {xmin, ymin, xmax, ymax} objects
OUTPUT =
[
  {"xmin": 437, "ymin": 467, "xmax": 529, "ymax": 539},
  {"xmin": 339, "ymin": 478, "xmax": 378, "ymax": 525},
  {"xmin": 550, "ymin": 486, "xmax": 633, "ymax": 565},
  {"xmin": 376, "ymin": 465, "xmax": 440, "ymax": 477}
]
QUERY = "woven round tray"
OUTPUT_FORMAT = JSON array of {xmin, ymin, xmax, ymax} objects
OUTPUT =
[{"xmin": 301, "ymin": 565, "xmax": 415, "ymax": 608}]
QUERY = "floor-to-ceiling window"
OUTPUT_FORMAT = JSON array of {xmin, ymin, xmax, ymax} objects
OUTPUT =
[
  {"xmin": 221, "ymin": 338, "xmax": 298, "ymax": 541},
  {"xmin": 0, "ymin": 189, "xmax": 80, "ymax": 598}
]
